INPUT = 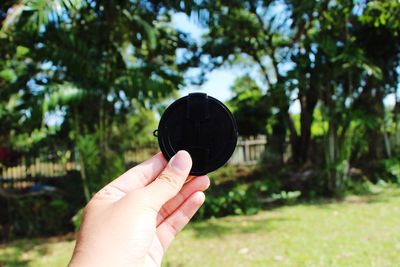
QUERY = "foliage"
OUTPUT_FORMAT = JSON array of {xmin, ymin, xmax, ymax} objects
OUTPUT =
[
  {"xmin": 361, "ymin": 0, "xmax": 400, "ymax": 30},
  {"xmin": 117, "ymin": 102, "xmax": 158, "ymax": 150},
  {"xmin": 76, "ymin": 134, "xmax": 100, "ymax": 200},
  {"xmin": 197, "ymin": 182, "xmax": 262, "ymax": 219},
  {"xmin": 198, "ymin": 0, "xmax": 400, "ymax": 195},
  {"xmin": 1, "ymin": 196, "xmax": 69, "ymax": 238},
  {"xmin": 0, "ymin": 1, "xmax": 197, "ymax": 199},
  {"xmin": 0, "ymin": 0, "xmax": 400, "ymax": 231},
  {"xmin": 72, "ymin": 208, "xmax": 83, "ymax": 232},
  {"xmin": 0, "ymin": 171, "xmax": 85, "ymax": 240},
  {"xmin": 269, "ymin": 190, "xmax": 301, "ymax": 204},
  {"xmin": 228, "ymin": 75, "xmax": 269, "ymax": 136},
  {"xmin": 377, "ymin": 159, "xmax": 400, "ymax": 184},
  {"xmin": 197, "ymin": 165, "xmax": 283, "ymax": 219}
]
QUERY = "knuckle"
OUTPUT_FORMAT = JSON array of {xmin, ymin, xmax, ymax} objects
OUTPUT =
[
  {"xmin": 157, "ymin": 172, "xmax": 181, "ymax": 192},
  {"xmin": 160, "ymin": 204, "xmax": 172, "ymax": 217}
]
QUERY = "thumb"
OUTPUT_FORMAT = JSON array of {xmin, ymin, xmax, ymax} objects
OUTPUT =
[{"xmin": 143, "ymin": 150, "xmax": 192, "ymax": 211}]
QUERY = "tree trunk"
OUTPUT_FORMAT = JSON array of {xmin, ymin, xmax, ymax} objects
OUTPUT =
[
  {"xmin": 282, "ymin": 108, "xmax": 300, "ymax": 164},
  {"xmin": 299, "ymin": 87, "xmax": 319, "ymax": 163},
  {"xmin": 269, "ymin": 112, "xmax": 287, "ymax": 164},
  {"xmin": 394, "ymin": 89, "xmax": 400, "ymax": 149},
  {"xmin": 73, "ymin": 109, "xmax": 91, "ymax": 202},
  {"xmin": 368, "ymin": 89, "xmax": 385, "ymax": 160}
]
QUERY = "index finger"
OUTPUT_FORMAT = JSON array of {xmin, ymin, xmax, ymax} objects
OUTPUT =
[{"xmin": 104, "ymin": 152, "xmax": 168, "ymax": 194}]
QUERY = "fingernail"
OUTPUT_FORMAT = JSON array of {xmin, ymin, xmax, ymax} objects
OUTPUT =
[{"xmin": 170, "ymin": 150, "xmax": 191, "ymax": 172}]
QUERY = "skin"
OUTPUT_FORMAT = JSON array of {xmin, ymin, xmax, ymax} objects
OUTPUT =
[{"xmin": 69, "ymin": 151, "xmax": 210, "ymax": 267}]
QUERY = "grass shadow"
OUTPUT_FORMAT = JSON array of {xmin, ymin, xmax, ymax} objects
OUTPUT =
[
  {"xmin": 303, "ymin": 186, "xmax": 400, "ymax": 209},
  {"xmin": 190, "ymin": 216, "xmax": 291, "ymax": 239},
  {"xmin": 0, "ymin": 234, "xmax": 74, "ymax": 267},
  {"xmin": 0, "ymin": 239, "xmax": 43, "ymax": 266},
  {"xmin": 189, "ymin": 187, "xmax": 400, "ymax": 240},
  {"xmin": 262, "ymin": 186, "xmax": 400, "ymax": 212}
]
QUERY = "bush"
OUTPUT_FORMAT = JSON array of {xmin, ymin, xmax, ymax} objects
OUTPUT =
[
  {"xmin": 377, "ymin": 159, "xmax": 400, "ymax": 183},
  {"xmin": 196, "ymin": 183, "xmax": 257, "ymax": 219},
  {"xmin": 72, "ymin": 208, "xmax": 84, "ymax": 232},
  {"xmin": 268, "ymin": 190, "xmax": 302, "ymax": 204},
  {"xmin": 0, "ymin": 171, "xmax": 85, "ymax": 240},
  {"xmin": 1, "ymin": 195, "xmax": 69, "ymax": 239},
  {"xmin": 196, "ymin": 176, "xmax": 275, "ymax": 220},
  {"xmin": 191, "ymin": 163, "xmax": 287, "ymax": 220},
  {"xmin": 208, "ymin": 165, "xmax": 256, "ymax": 185}
]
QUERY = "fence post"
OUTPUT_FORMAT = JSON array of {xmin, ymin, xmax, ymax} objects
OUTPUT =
[{"xmin": 244, "ymin": 139, "xmax": 250, "ymax": 162}]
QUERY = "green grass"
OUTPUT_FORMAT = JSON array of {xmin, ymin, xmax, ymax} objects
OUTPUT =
[{"xmin": 1, "ymin": 186, "xmax": 400, "ymax": 267}]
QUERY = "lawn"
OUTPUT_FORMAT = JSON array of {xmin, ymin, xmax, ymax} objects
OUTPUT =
[{"xmin": 1, "ymin": 186, "xmax": 400, "ymax": 267}]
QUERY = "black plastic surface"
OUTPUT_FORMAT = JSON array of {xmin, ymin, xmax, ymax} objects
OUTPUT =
[{"xmin": 157, "ymin": 93, "xmax": 238, "ymax": 175}]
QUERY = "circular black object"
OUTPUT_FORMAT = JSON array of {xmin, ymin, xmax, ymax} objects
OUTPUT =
[{"xmin": 157, "ymin": 93, "xmax": 238, "ymax": 175}]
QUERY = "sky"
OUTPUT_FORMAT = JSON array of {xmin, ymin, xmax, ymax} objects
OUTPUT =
[
  {"xmin": 171, "ymin": 12, "xmax": 303, "ymax": 113},
  {"xmin": 172, "ymin": 13, "xmax": 237, "ymax": 103},
  {"xmin": 171, "ymin": 12, "xmax": 397, "ymax": 112}
]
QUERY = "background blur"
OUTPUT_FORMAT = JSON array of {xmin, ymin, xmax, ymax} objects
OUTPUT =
[{"xmin": 0, "ymin": 1, "xmax": 399, "ymax": 266}]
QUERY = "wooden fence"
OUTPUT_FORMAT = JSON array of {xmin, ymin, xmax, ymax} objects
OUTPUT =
[
  {"xmin": 229, "ymin": 135, "xmax": 267, "ymax": 165},
  {"xmin": 0, "ymin": 136, "xmax": 268, "ymax": 190},
  {"xmin": 0, "ymin": 161, "xmax": 79, "ymax": 190}
]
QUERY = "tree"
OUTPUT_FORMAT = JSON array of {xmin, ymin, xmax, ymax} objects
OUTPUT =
[
  {"xmin": 228, "ymin": 75, "xmax": 269, "ymax": 137},
  {"xmin": 195, "ymin": 0, "xmax": 400, "ymax": 194},
  {"xmin": 1, "ymin": 1, "xmax": 196, "ymax": 200},
  {"xmin": 196, "ymin": 0, "xmax": 323, "ymax": 164}
]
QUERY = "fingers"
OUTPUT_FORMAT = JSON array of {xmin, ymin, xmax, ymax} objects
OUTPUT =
[
  {"xmin": 157, "ymin": 175, "xmax": 210, "ymax": 225},
  {"xmin": 102, "ymin": 152, "xmax": 167, "ymax": 195},
  {"xmin": 143, "ymin": 151, "xmax": 192, "ymax": 212},
  {"xmin": 184, "ymin": 175, "xmax": 196, "ymax": 184},
  {"xmin": 156, "ymin": 191, "xmax": 205, "ymax": 251}
]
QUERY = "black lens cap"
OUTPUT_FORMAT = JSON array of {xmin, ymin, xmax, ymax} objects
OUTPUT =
[{"xmin": 156, "ymin": 93, "xmax": 238, "ymax": 175}]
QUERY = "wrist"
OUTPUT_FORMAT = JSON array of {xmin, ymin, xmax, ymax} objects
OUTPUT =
[{"xmin": 69, "ymin": 247, "xmax": 145, "ymax": 267}]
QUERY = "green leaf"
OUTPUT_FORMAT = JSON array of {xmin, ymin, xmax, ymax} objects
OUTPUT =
[
  {"xmin": 123, "ymin": 10, "xmax": 157, "ymax": 50},
  {"xmin": 0, "ymin": 69, "xmax": 17, "ymax": 82},
  {"xmin": 43, "ymin": 83, "xmax": 85, "ymax": 113}
]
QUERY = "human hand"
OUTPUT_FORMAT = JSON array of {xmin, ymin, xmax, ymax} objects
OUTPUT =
[{"xmin": 69, "ymin": 151, "xmax": 210, "ymax": 267}]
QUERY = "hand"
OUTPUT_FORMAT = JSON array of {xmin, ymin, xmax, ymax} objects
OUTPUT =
[{"xmin": 69, "ymin": 151, "xmax": 210, "ymax": 267}]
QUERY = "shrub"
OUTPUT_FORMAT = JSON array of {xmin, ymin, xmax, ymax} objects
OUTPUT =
[
  {"xmin": 0, "ymin": 171, "xmax": 85, "ymax": 240},
  {"xmin": 196, "ymin": 183, "xmax": 256, "ymax": 219},
  {"xmin": 377, "ymin": 159, "xmax": 400, "ymax": 183},
  {"xmin": 196, "ymin": 178, "xmax": 272, "ymax": 220},
  {"xmin": 72, "ymin": 208, "xmax": 84, "ymax": 232},
  {"xmin": 2, "ymin": 196, "xmax": 69, "ymax": 238}
]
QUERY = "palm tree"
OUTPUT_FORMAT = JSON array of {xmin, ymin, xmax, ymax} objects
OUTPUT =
[{"xmin": 1, "ymin": 0, "xmax": 194, "ymax": 200}]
